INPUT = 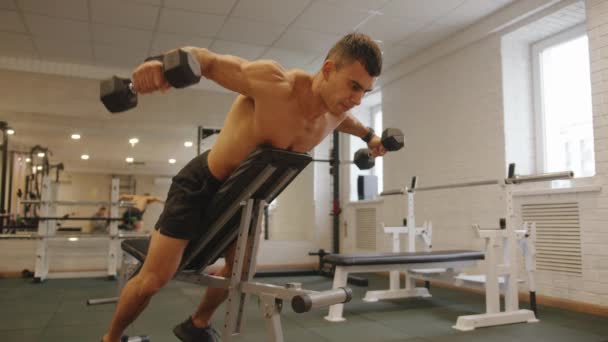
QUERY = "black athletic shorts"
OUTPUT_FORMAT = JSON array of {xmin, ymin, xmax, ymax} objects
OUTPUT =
[{"xmin": 154, "ymin": 150, "xmax": 223, "ymax": 240}]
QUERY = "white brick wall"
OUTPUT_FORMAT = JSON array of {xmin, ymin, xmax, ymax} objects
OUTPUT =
[
  {"xmin": 584, "ymin": 0, "xmax": 608, "ymax": 306},
  {"xmin": 378, "ymin": 0, "xmax": 608, "ymax": 307},
  {"xmin": 382, "ymin": 36, "xmax": 506, "ymax": 256}
]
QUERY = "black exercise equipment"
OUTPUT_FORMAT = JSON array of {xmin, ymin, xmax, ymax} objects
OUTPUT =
[
  {"xmin": 323, "ymin": 250, "xmax": 485, "ymax": 267},
  {"xmin": 381, "ymin": 127, "xmax": 405, "ymax": 151},
  {"xmin": 35, "ymin": 216, "xmax": 124, "ymax": 221},
  {"xmin": 353, "ymin": 148, "xmax": 374, "ymax": 169},
  {"xmin": 353, "ymin": 127, "xmax": 405, "ymax": 170},
  {"xmin": 100, "ymin": 49, "xmax": 202, "ymax": 113},
  {"xmin": 162, "ymin": 49, "xmax": 202, "ymax": 88},
  {"xmin": 0, "ymin": 121, "xmax": 11, "ymax": 222},
  {"xmin": 89, "ymin": 147, "xmax": 352, "ymax": 341},
  {"xmin": 308, "ymin": 249, "xmax": 368, "ymax": 286}
]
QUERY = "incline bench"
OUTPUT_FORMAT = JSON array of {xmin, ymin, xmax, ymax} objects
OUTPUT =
[{"xmin": 89, "ymin": 147, "xmax": 352, "ymax": 342}]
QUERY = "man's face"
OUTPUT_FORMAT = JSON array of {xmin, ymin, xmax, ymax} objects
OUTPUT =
[{"xmin": 322, "ymin": 59, "xmax": 374, "ymax": 115}]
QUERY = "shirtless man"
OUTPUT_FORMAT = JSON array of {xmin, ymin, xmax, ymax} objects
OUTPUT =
[
  {"xmin": 103, "ymin": 32, "xmax": 385, "ymax": 342},
  {"xmin": 119, "ymin": 193, "xmax": 163, "ymax": 232},
  {"xmin": 90, "ymin": 206, "xmax": 109, "ymax": 233}
]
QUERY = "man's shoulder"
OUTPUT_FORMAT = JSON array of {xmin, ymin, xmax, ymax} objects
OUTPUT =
[
  {"xmin": 287, "ymin": 68, "xmax": 312, "ymax": 81},
  {"xmin": 286, "ymin": 69, "xmax": 313, "ymax": 93}
]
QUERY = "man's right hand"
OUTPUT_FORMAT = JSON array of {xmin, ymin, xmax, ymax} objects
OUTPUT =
[{"xmin": 131, "ymin": 60, "xmax": 171, "ymax": 94}]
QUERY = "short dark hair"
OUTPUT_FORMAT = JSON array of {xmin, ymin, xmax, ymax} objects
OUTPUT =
[{"xmin": 325, "ymin": 32, "xmax": 382, "ymax": 77}]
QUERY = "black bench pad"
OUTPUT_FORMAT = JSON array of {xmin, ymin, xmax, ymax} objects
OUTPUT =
[
  {"xmin": 121, "ymin": 238, "xmax": 150, "ymax": 263},
  {"xmin": 323, "ymin": 250, "xmax": 484, "ymax": 266},
  {"xmin": 121, "ymin": 146, "xmax": 311, "ymax": 272}
]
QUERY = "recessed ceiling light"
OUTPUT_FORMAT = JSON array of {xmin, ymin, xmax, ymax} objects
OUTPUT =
[
  {"xmin": 25, "ymin": 158, "xmax": 31, "ymax": 163},
  {"xmin": 168, "ymin": 158, "xmax": 176, "ymax": 164},
  {"xmin": 125, "ymin": 157, "xmax": 134, "ymax": 163},
  {"xmin": 37, "ymin": 152, "xmax": 45, "ymax": 157},
  {"xmin": 184, "ymin": 141, "xmax": 193, "ymax": 147},
  {"xmin": 6, "ymin": 128, "xmax": 15, "ymax": 135},
  {"xmin": 129, "ymin": 137, "xmax": 139, "ymax": 146},
  {"xmin": 71, "ymin": 133, "xmax": 81, "ymax": 140},
  {"xmin": 81, "ymin": 154, "xmax": 89, "ymax": 160},
  {"xmin": 36, "ymin": 165, "xmax": 43, "ymax": 170}
]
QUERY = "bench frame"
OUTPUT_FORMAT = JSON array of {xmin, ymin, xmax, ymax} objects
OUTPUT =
[{"xmin": 88, "ymin": 148, "xmax": 352, "ymax": 342}]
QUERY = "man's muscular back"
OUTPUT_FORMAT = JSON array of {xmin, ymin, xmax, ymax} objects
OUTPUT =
[{"xmin": 207, "ymin": 68, "xmax": 346, "ymax": 181}]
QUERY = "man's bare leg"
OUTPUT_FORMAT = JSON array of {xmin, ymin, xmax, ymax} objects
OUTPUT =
[
  {"xmin": 102, "ymin": 231, "xmax": 188, "ymax": 342},
  {"xmin": 190, "ymin": 243, "xmax": 240, "ymax": 328}
]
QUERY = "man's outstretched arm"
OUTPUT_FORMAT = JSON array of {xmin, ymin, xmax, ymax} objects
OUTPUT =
[
  {"xmin": 336, "ymin": 113, "xmax": 386, "ymax": 157},
  {"xmin": 132, "ymin": 47, "xmax": 292, "ymax": 100},
  {"xmin": 148, "ymin": 196, "xmax": 165, "ymax": 204},
  {"xmin": 190, "ymin": 48, "xmax": 291, "ymax": 99}
]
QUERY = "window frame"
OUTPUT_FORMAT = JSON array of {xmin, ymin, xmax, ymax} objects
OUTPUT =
[{"xmin": 531, "ymin": 23, "xmax": 590, "ymax": 175}]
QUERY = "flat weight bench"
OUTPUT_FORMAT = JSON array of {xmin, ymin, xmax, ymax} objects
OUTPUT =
[
  {"xmin": 322, "ymin": 250, "xmax": 484, "ymax": 322},
  {"xmin": 88, "ymin": 147, "xmax": 352, "ymax": 342}
]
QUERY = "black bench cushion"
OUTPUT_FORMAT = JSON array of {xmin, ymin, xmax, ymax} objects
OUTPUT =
[
  {"xmin": 121, "ymin": 238, "xmax": 150, "ymax": 263},
  {"xmin": 323, "ymin": 250, "xmax": 484, "ymax": 266},
  {"xmin": 122, "ymin": 147, "xmax": 311, "ymax": 272},
  {"xmin": 182, "ymin": 147, "xmax": 311, "ymax": 271}
]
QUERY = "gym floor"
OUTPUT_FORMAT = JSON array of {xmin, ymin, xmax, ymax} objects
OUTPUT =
[{"xmin": 0, "ymin": 273, "xmax": 606, "ymax": 342}]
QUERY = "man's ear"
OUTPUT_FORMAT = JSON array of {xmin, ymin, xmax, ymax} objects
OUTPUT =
[{"xmin": 321, "ymin": 59, "xmax": 335, "ymax": 80}]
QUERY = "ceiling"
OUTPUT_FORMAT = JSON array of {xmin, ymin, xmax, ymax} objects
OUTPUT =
[
  {"xmin": 0, "ymin": 0, "xmax": 521, "ymax": 176},
  {"xmin": 0, "ymin": 0, "xmax": 517, "ymax": 72}
]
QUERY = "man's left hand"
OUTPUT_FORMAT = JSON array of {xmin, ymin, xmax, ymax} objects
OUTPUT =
[{"xmin": 367, "ymin": 136, "xmax": 386, "ymax": 158}]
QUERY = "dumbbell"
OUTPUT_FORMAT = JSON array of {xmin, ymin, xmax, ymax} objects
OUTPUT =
[
  {"xmin": 100, "ymin": 49, "xmax": 202, "ymax": 113},
  {"xmin": 354, "ymin": 128, "xmax": 405, "ymax": 170}
]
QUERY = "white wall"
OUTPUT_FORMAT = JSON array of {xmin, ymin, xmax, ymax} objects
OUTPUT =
[
  {"xmin": 313, "ymin": 135, "xmax": 333, "ymax": 249},
  {"xmin": 377, "ymin": 0, "xmax": 608, "ymax": 307},
  {"xmin": 267, "ymin": 163, "xmax": 315, "ymax": 241},
  {"xmin": 581, "ymin": 0, "xmax": 608, "ymax": 306},
  {"xmin": 382, "ymin": 35, "xmax": 506, "ymax": 255}
]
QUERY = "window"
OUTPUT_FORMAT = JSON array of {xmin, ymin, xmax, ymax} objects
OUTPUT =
[
  {"xmin": 349, "ymin": 105, "xmax": 383, "ymax": 201},
  {"xmin": 533, "ymin": 25, "xmax": 595, "ymax": 177}
]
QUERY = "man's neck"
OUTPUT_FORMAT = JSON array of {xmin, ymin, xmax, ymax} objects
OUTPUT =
[{"xmin": 308, "ymin": 72, "xmax": 329, "ymax": 119}]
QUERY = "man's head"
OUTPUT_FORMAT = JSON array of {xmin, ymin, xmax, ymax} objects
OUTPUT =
[{"xmin": 320, "ymin": 32, "xmax": 382, "ymax": 114}]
